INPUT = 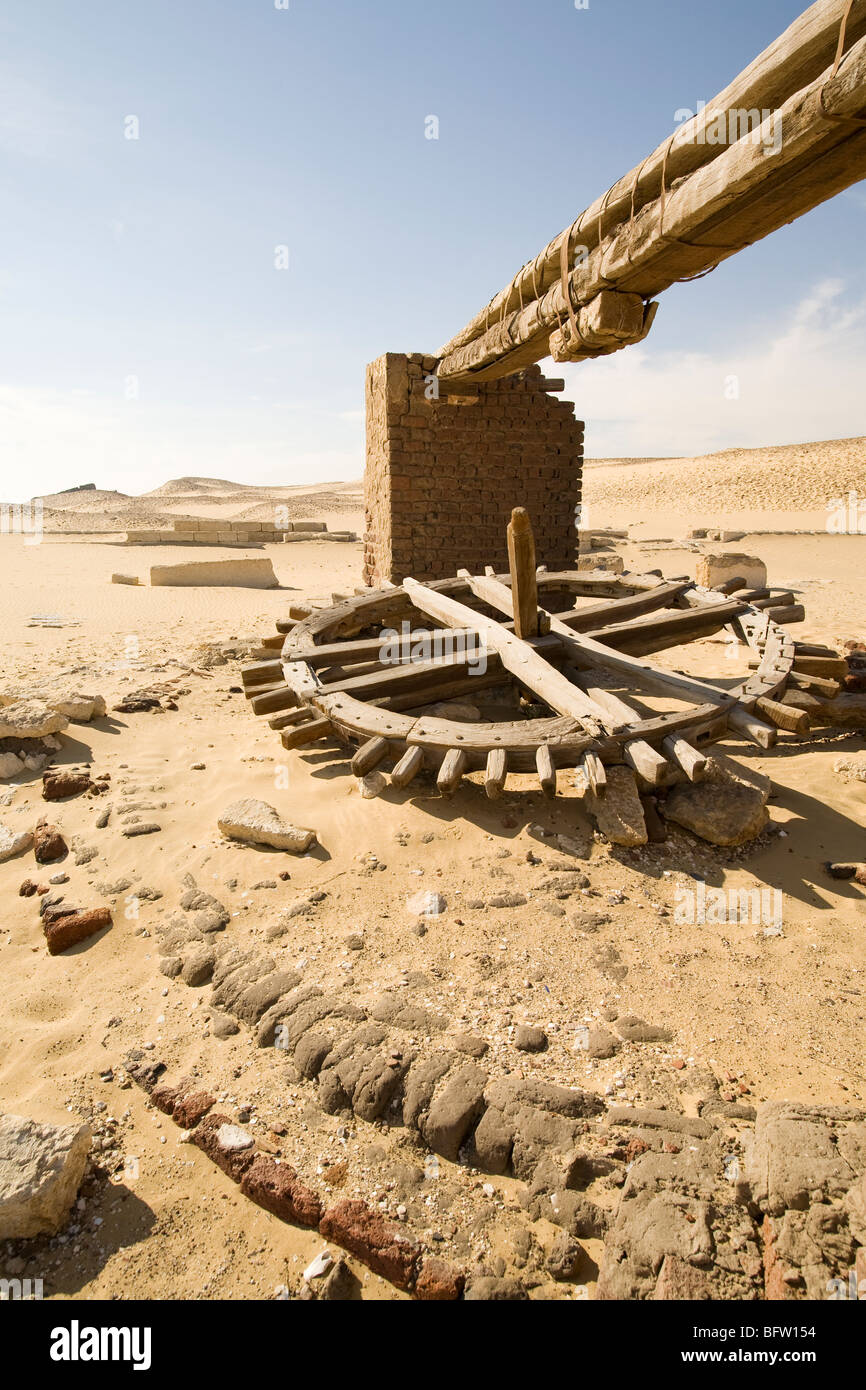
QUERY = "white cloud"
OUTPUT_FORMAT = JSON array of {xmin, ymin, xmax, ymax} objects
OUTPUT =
[{"xmin": 558, "ymin": 279, "xmax": 866, "ymax": 458}]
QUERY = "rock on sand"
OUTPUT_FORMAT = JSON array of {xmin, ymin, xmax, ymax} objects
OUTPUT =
[
  {"xmin": 0, "ymin": 1112, "xmax": 91, "ymax": 1238},
  {"xmin": 218, "ymin": 799, "xmax": 317, "ymax": 853}
]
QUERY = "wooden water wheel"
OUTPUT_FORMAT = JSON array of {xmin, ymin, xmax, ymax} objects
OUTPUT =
[{"xmin": 241, "ymin": 510, "xmax": 839, "ymax": 799}]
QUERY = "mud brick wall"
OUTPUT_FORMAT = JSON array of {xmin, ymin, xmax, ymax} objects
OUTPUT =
[{"xmin": 363, "ymin": 352, "xmax": 584, "ymax": 585}]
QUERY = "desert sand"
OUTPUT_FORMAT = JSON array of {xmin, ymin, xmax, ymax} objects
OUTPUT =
[{"xmin": 1, "ymin": 444, "xmax": 865, "ymax": 1301}]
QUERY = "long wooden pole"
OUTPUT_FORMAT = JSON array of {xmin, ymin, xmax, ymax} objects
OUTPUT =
[
  {"xmin": 438, "ymin": 0, "xmax": 866, "ymax": 362},
  {"xmin": 438, "ymin": 21, "xmax": 866, "ymax": 385}
]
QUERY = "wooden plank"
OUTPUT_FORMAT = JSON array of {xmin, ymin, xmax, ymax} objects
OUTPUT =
[
  {"xmin": 280, "ymin": 718, "xmax": 333, "ymax": 749},
  {"xmin": 579, "ymin": 750, "xmax": 606, "ymax": 795},
  {"xmin": 756, "ymin": 695, "xmax": 810, "ymax": 735},
  {"xmin": 764, "ymin": 604, "xmax": 806, "ymax": 625},
  {"xmin": 437, "ymin": 749, "xmax": 468, "ymax": 795},
  {"xmin": 662, "ymin": 734, "xmax": 707, "ymax": 782},
  {"xmin": 268, "ymin": 709, "xmax": 313, "ymax": 731},
  {"xmin": 464, "ymin": 571, "xmax": 731, "ymax": 710},
  {"xmin": 390, "ymin": 745, "xmax": 425, "ymax": 788},
  {"xmin": 313, "ymin": 693, "xmax": 416, "ymax": 743},
  {"xmin": 713, "ymin": 577, "xmax": 748, "ymax": 595},
  {"xmin": 242, "ymin": 660, "xmax": 283, "ymax": 689},
  {"xmin": 787, "ymin": 670, "xmax": 841, "ymax": 699},
  {"xmin": 379, "ymin": 671, "xmax": 509, "ymax": 711},
  {"xmin": 585, "ymin": 600, "xmax": 747, "ymax": 656},
  {"xmin": 559, "ymin": 581, "xmax": 692, "ymax": 631},
  {"xmin": 782, "ymin": 690, "xmax": 866, "ymax": 727},
  {"xmin": 751, "ymin": 591, "xmax": 795, "ymax": 609},
  {"xmin": 507, "ymin": 508, "xmax": 539, "ymax": 638},
  {"xmin": 728, "ymin": 706, "xmax": 777, "ymax": 749},
  {"xmin": 250, "ymin": 686, "xmax": 297, "ymax": 716},
  {"xmin": 484, "ymin": 748, "xmax": 508, "ymax": 799},
  {"xmin": 298, "ymin": 630, "xmax": 437, "ymax": 668},
  {"xmin": 536, "ymin": 744, "xmax": 557, "ymax": 796},
  {"xmin": 403, "ymin": 576, "xmax": 607, "ymax": 728},
  {"xmin": 624, "ymin": 740, "xmax": 670, "ymax": 786},
  {"xmin": 351, "ymin": 736, "xmax": 391, "ymax": 776},
  {"xmin": 791, "ymin": 655, "xmax": 849, "ymax": 679},
  {"xmin": 793, "ymin": 642, "xmax": 842, "ymax": 658}
]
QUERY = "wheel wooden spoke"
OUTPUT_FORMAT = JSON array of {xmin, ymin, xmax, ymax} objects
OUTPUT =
[
  {"xmin": 403, "ymin": 576, "xmax": 608, "ymax": 731},
  {"xmin": 239, "ymin": 506, "xmax": 817, "ymax": 801},
  {"xmin": 462, "ymin": 572, "xmax": 733, "ymax": 709}
]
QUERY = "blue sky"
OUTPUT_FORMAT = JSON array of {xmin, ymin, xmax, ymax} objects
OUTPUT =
[{"xmin": 1, "ymin": 0, "xmax": 864, "ymax": 500}]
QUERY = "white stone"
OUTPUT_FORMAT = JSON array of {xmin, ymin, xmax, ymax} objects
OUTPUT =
[
  {"xmin": 576, "ymin": 554, "xmax": 624, "ymax": 574},
  {"xmin": 48, "ymin": 693, "xmax": 107, "ymax": 722},
  {"xmin": 0, "ymin": 752, "xmax": 25, "ymax": 780},
  {"xmin": 150, "ymin": 557, "xmax": 279, "ymax": 588},
  {"xmin": 357, "ymin": 771, "xmax": 387, "ymax": 799},
  {"xmin": 695, "ymin": 552, "xmax": 767, "ymax": 591},
  {"xmin": 833, "ymin": 756, "xmax": 866, "ymax": 783},
  {"xmin": 0, "ymin": 700, "xmax": 69, "ymax": 740},
  {"xmin": 217, "ymin": 798, "xmax": 317, "ymax": 853},
  {"xmin": 407, "ymin": 890, "xmax": 446, "ymax": 917},
  {"xmin": 303, "ymin": 1250, "xmax": 334, "ymax": 1281},
  {"xmin": 215, "ymin": 1124, "xmax": 254, "ymax": 1153},
  {"xmin": 0, "ymin": 822, "xmax": 33, "ymax": 861},
  {"xmin": 0, "ymin": 1113, "xmax": 91, "ymax": 1238}
]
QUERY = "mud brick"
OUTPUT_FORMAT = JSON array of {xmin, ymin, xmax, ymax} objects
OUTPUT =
[
  {"xmin": 319, "ymin": 1199, "xmax": 420, "ymax": 1290},
  {"xmin": 239, "ymin": 1154, "xmax": 323, "ymax": 1228},
  {"xmin": 364, "ymin": 351, "xmax": 582, "ymax": 586}
]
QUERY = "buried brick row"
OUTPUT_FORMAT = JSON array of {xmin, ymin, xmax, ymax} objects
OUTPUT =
[
  {"xmin": 127, "ymin": 1064, "xmax": 464, "ymax": 1299},
  {"xmin": 150, "ymin": 879, "xmax": 865, "ymax": 1299}
]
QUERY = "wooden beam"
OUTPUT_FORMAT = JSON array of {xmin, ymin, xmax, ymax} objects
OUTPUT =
[
  {"xmin": 662, "ymin": 734, "xmax": 707, "ymax": 782},
  {"xmin": 624, "ymin": 740, "xmax": 670, "ymax": 786},
  {"xmin": 280, "ymin": 718, "xmax": 333, "ymax": 749},
  {"xmin": 437, "ymin": 1, "xmax": 866, "ymax": 362},
  {"xmin": 403, "ymin": 577, "xmax": 608, "ymax": 728},
  {"xmin": 463, "ymin": 571, "xmax": 732, "ymax": 709},
  {"xmin": 728, "ymin": 706, "xmax": 777, "ymax": 749},
  {"xmin": 390, "ymin": 745, "xmax": 425, "ymax": 788},
  {"xmin": 437, "ymin": 748, "xmax": 468, "ymax": 795},
  {"xmin": 351, "ymin": 736, "xmax": 391, "ymax": 776},
  {"xmin": 506, "ymin": 508, "xmax": 539, "ymax": 638},
  {"xmin": 485, "ymin": 748, "xmax": 508, "ymax": 798},
  {"xmin": 756, "ymin": 695, "xmax": 810, "ymax": 735},
  {"xmin": 536, "ymin": 744, "xmax": 557, "ymax": 796},
  {"xmin": 559, "ymin": 581, "xmax": 692, "ymax": 631},
  {"xmin": 585, "ymin": 600, "xmax": 747, "ymax": 656},
  {"xmin": 436, "ymin": 31, "xmax": 866, "ymax": 383},
  {"xmin": 579, "ymin": 750, "xmax": 607, "ymax": 795},
  {"xmin": 242, "ymin": 660, "xmax": 283, "ymax": 689}
]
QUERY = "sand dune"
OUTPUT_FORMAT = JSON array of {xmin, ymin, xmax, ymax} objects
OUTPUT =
[{"xmin": 585, "ymin": 436, "xmax": 866, "ymax": 531}]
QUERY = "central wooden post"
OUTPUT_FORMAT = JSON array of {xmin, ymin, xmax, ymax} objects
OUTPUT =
[{"xmin": 507, "ymin": 507, "xmax": 539, "ymax": 639}]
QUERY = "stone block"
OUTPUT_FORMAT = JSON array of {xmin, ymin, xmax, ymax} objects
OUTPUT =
[
  {"xmin": 695, "ymin": 553, "xmax": 767, "ymax": 591},
  {"xmin": 149, "ymin": 558, "xmax": 279, "ymax": 588}
]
